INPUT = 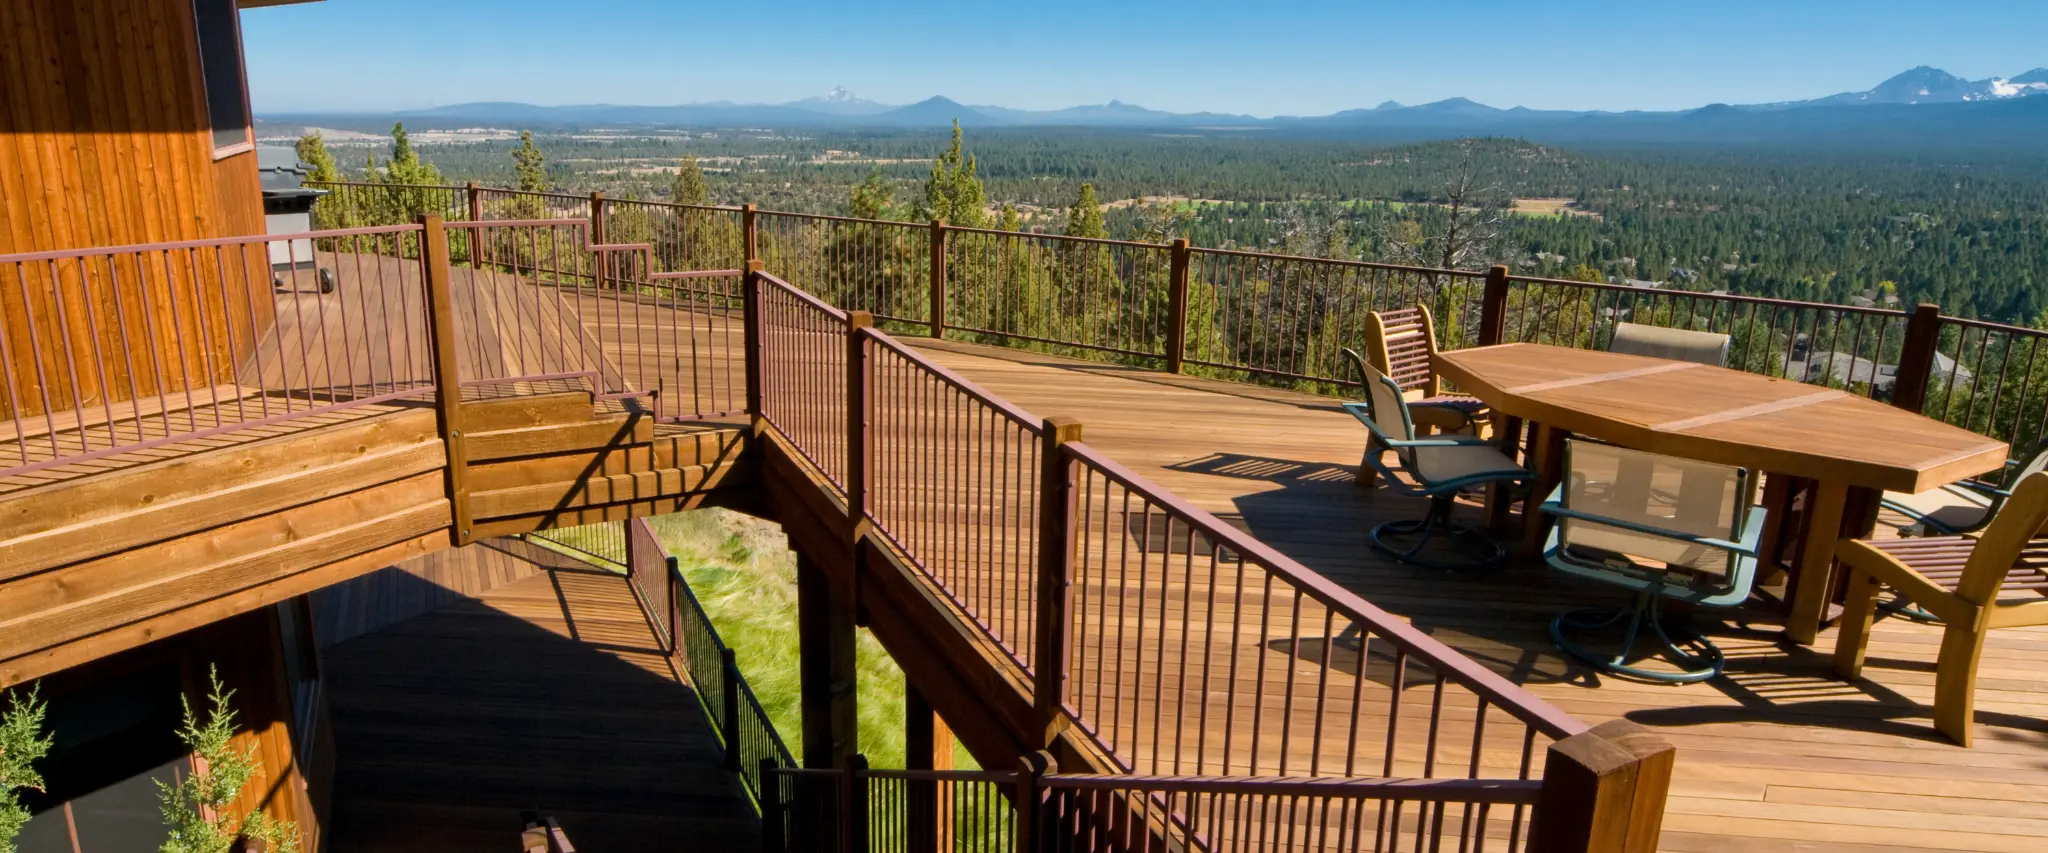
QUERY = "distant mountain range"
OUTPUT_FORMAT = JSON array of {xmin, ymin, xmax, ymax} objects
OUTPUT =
[{"xmin": 269, "ymin": 66, "xmax": 2048, "ymax": 149}]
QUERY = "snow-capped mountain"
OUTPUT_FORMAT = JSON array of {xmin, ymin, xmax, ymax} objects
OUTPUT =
[
  {"xmin": 1800, "ymin": 66, "xmax": 2048, "ymax": 106},
  {"xmin": 787, "ymin": 87, "xmax": 891, "ymax": 116}
]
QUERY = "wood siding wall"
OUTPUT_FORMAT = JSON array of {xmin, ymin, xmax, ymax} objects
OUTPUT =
[{"xmin": 0, "ymin": 0, "xmax": 268, "ymax": 418}]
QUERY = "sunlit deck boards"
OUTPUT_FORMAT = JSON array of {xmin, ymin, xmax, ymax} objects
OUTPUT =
[
  {"xmin": 321, "ymin": 564, "xmax": 758, "ymax": 853},
  {"xmin": 906, "ymin": 336, "xmax": 2048, "ymax": 853}
]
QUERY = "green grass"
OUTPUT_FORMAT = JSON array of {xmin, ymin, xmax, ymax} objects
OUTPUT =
[{"xmin": 647, "ymin": 509, "xmax": 975, "ymax": 769}]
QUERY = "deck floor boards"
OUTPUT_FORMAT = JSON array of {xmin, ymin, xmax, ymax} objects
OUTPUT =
[
  {"xmin": 321, "ymin": 567, "xmax": 758, "ymax": 852},
  {"xmin": 905, "ymin": 336, "xmax": 2048, "ymax": 853}
]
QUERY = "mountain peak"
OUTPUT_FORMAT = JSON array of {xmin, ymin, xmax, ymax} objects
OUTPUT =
[
  {"xmin": 1374, "ymin": 100, "xmax": 1405, "ymax": 111},
  {"xmin": 2012, "ymin": 68, "xmax": 2048, "ymax": 85},
  {"xmin": 819, "ymin": 86, "xmax": 864, "ymax": 103}
]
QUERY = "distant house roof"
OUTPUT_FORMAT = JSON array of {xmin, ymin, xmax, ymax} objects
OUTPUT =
[{"xmin": 1800, "ymin": 350, "xmax": 1973, "ymax": 390}]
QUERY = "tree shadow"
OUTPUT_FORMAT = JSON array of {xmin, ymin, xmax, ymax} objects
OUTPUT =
[{"xmin": 319, "ymin": 565, "xmax": 760, "ymax": 853}]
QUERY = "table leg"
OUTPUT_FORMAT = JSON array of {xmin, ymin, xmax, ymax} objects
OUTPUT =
[
  {"xmin": 1786, "ymin": 480, "xmax": 1849, "ymax": 645},
  {"xmin": 1519, "ymin": 423, "xmax": 1567, "ymax": 557},
  {"xmin": 1485, "ymin": 413, "xmax": 1521, "ymax": 532}
]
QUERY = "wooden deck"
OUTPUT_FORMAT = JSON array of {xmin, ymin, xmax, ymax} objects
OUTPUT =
[
  {"xmin": 906, "ymin": 337, "xmax": 2048, "ymax": 853},
  {"xmin": 321, "ymin": 563, "xmax": 758, "ymax": 852}
]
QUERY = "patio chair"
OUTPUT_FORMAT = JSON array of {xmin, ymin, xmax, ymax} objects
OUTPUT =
[
  {"xmin": 1833, "ymin": 470, "xmax": 2048, "ymax": 746},
  {"xmin": 1877, "ymin": 439, "xmax": 2048, "ymax": 622},
  {"xmin": 1339, "ymin": 348, "xmax": 1529, "ymax": 570},
  {"xmin": 1541, "ymin": 438, "xmax": 1766, "ymax": 683},
  {"xmin": 1608, "ymin": 322, "xmax": 1732, "ymax": 367},
  {"xmin": 1364, "ymin": 304, "xmax": 1488, "ymax": 436}
]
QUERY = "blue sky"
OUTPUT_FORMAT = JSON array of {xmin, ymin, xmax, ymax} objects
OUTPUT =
[{"xmin": 243, "ymin": 0, "xmax": 2048, "ymax": 116}]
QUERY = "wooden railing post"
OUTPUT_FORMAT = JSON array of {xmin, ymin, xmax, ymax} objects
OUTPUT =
[
  {"xmin": 1015, "ymin": 751, "xmax": 1054, "ymax": 853},
  {"xmin": 846, "ymin": 754, "xmax": 871, "ymax": 853},
  {"xmin": 1032, "ymin": 416, "xmax": 1084, "ymax": 742},
  {"xmin": 1479, "ymin": 264, "xmax": 1511, "ymax": 347},
  {"xmin": 929, "ymin": 219, "xmax": 948, "ymax": 339},
  {"xmin": 759, "ymin": 758, "xmax": 785, "ymax": 853},
  {"xmin": 847, "ymin": 311, "xmax": 876, "ymax": 533},
  {"xmin": 743, "ymin": 259, "xmax": 766, "ymax": 424},
  {"xmin": 1890, "ymin": 302, "xmax": 1943, "ymax": 412},
  {"xmin": 589, "ymin": 191, "xmax": 607, "ymax": 244},
  {"xmin": 721, "ymin": 647, "xmax": 744, "ymax": 772},
  {"xmin": 465, "ymin": 181, "xmax": 482, "ymax": 222},
  {"xmin": 1530, "ymin": 720, "xmax": 1676, "ymax": 853},
  {"xmin": 742, "ymin": 203, "xmax": 760, "ymax": 265},
  {"xmin": 417, "ymin": 214, "xmax": 472, "ymax": 546},
  {"xmin": 1166, "ymin": 238, "xmax": 1192, "ymax": 373}
]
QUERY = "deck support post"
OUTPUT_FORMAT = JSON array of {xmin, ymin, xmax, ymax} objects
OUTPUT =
[
  {"xmin": 905, "ymin": 686, "xmax": 954, "ymax": 853},
  {"xmin": 929, "ymin": 220, "xmax": 948, "ymax": 339},
  {"xmin": 760, "ymin": 757, "xmax": 785, "ymax": 853},
  {"xmin": 1891, "ymin": 302, "xmax": 1943, "ymax": 412},
  {"xmin": 742, "ymin": 259, "xmax": 766, "ymax": 431},
  {"xmin": 1015, "ymin": 751, "xmax": 1053, "ymax": 853},
  {"xmin": 1530, "ymin": 720, "xmax": 1675, "ymax": 853},
  {"xmin": 742, "ymin": 204, "xmax": 759, "ymax": 264},
  {"xmin": 1166, "ymin": 238, "xmax": 1191, "ymax": 373},
  {"xmin": 1032, "ymin": 416, "xmax": 1084, "ymax": 744},
  {"xmin": 798, "ymin": 551, "xmax": 858, "ymax": 769},
  {"xmin": 721, "ymin": 647, "xmax": 743, "ymax": 772},
  {"xmin": 1479, "ymin": 264, "xmax": 1510, "ymax": 347},
  {"xmin": 847, "ymin": 311, "xmax": 875, "ymax": 540},
  {"xmin": 846, "ymin": 754, "xmax": 871, "ymax": 853},
  {"xmin": 416, "ymin": 214, "xmax": 471, "ymax": 546}
]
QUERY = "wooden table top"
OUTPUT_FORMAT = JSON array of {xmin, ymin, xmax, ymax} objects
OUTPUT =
[{"xmin": 1435, "ymin": 343, "xmax": 2008, "ymax": 493}]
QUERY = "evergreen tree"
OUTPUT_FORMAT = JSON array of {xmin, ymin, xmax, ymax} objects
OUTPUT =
[
  {"xmin": 513, "ymin": 131, "xmax": 548, "ymax": 193},
  {"xmin": 157, "ymin": 668, "xmax": 299, "ymax": 853},
  {"xmin": 849, "ymin": 167, "xmax": 895, "ymax": 220},
  {"xmin": 378, "ymin": 122, "xmax": 442, "ymax": 186},
  {"xmin": 0, "ymin": 686, "xmax": 49, "ymax": 853},
  {"xmin": 671, "ymin": 156, "xmax": 710, "ymax": 206},
  {"xmin": 917, "ymin": 120, "xmax": 986, "ymax": 227},
  {"xmin": 1064, "ymin": 183, "xmax": 1107, "ymax": 239},
  {"xmin": 294, "ymin": 132, "xmax": 339, "ymax": 184}
]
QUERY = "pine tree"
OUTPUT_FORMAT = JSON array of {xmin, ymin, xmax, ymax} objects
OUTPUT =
[
  {"xmin": 378, "ymin": 122, "xmax": 443, "ymax": 186},
  {"xmin": 294, "ymin": 132, "xmax": 339, "ymax": 184},
  {"xmin": 848, "ymin": 167, "xmax": 895, "ymax": 220},
  {"xmin": 671, "ymin": 156, "xmax": 710, "ymax": 206},
  {"xmin": 0, "ymin": 686, "xmax": 50, "ymax": 853},
  {"xmin": 157, "ymin": 668, "xmax": 299, "ymax": 853},
  {"xmin": 917, "ymin": 120, "xmax": 986, "ymax": 227},
  {"xmin": 1063, "ymin": 183, "xmax": 1106, "ymax": 239},
  {"xmin": 512, "ymin": 131, "xmax": 548, "ymax": 193}
]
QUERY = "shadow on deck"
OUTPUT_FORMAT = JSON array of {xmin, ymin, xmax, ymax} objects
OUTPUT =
[
  {"xmin": 907, "ymin": 336, "xmax": 2048, "ymax": 853},
  {"xmin": 319, "ymin": 559, "xmax": 757, "ymax": 853}
]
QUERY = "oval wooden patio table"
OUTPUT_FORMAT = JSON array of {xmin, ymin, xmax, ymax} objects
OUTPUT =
[{"xmin": 1433, "ymin": 342, "xmax": 2008, "ymax": 644}]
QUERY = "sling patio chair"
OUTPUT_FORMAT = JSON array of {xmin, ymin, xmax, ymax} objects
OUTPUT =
[
  {"xmin": 1340, "ymin": 348, "xmax": 1529, "ymax": 571},
  {"xmin": 1608, "ymin": 322, "xmax": 1732, "ymax": 367},
  {"xmin": 1833, "ymin": 469, "xmax": 2048, "ymax": 746},
  {"xmin": 1363, "ymin": 304, "xmax": 1489, "ymax": 437},
  {"xmin": 1541, "ymin": 438, "xmax": 1767, "ymax": 683}
]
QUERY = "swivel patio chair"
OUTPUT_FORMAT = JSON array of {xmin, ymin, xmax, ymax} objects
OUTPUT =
[
  {"xmin": 1608, "ymin": 322, "xmax": 1732, "ymax": 367},
  {"xmin": 1340, "ymin": 348, "xmax": 1529, "ymax": 570},
  {"xmin": 1364, "ymin": 304, "xmax": 1489, "ymax": 437},
  {"xmin": 1834, "ymin": 470, "xmax": 2048, "ymax": 746},
  {"xmin": 1541, "ymin": 438, "xmax": 1767, "ymax": 683}
]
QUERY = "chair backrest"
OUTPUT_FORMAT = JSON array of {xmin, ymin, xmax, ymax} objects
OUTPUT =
[
  {"xmin": 1958, "ymin": 470, "xmax": 2048, "ymax": 606},
  {"xmin": 1365, "ymin": 304, "xmax": 1442, "ymax": 398},
  {"xmin": 1609, "ymin": 322, "xmax": 1732, "ymax": 368},
  {"xmin": 1558, "ymin": 439, "xmax": 1754, "ymax": 581},
  {"xmin": 1341, "ymin": 347, "xmax": 1416, "ymax": 445}
]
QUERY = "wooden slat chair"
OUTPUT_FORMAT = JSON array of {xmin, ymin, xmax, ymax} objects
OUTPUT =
[
  {"xmin": 1540, "ymin": 438, "xmax": 1767, "ymax": 683},
  {"xmin": 1339, "ymin": 349, "xmax": 1529, "ymax": 570},
  {"xmin": 1877, "ymin": 439, "xmax": 2048, "ymax": 622},
  {"xmin": 1363, "ymin": 305, "xmax": 1488, "ymax": 436},
  {"xmin": 1608, "ymin": 322, "xmax": 1732, "ymax": 367},
  {"xmin": 1833, "ymin": 470, "xmax": 2048, "ymax": 746}
]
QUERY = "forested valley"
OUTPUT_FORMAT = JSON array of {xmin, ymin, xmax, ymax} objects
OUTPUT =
[{"xmin": 285, "ymin": 121, "xmax": 2048, "ymax": 324}]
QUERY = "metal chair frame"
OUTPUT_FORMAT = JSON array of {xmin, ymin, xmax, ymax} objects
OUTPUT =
[{"xmin": 1540, "ymin": 440, "xmax": 1767, "ymax": 683}]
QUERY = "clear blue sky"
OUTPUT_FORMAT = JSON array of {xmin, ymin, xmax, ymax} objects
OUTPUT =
[{"xmin": 243, "ymin": 0, "xmax": 2048, "ymax": 115}]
